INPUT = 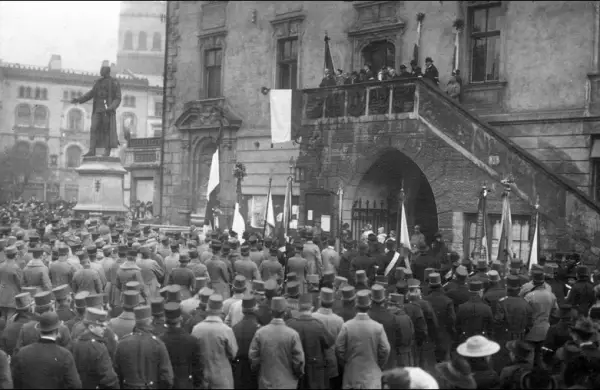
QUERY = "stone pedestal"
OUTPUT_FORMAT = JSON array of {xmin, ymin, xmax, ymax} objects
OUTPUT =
[{"xmin": 73, "ymin": 156, "xmax": 128, "ymax": 216}]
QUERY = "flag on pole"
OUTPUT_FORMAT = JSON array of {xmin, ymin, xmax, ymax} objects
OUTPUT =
[
  {"xmin": 232, "ymin": 202, "xmax": 246, "ymax": 243},
  {"xmin": 269, "ymin": 90, "xmax": 302, "ymax": 144},
  {"xmin": 282, "ymin": 176, "xmax": 293, "ymax": 242},
  {"xmin": 264, "ymin": 182, "xmax": 276, "ymax": 238},
  {"xmin": 398, "ymin": 192, "xmax": 412, "ymax": 270},
  {"xmin": 413, "ymin": 13, "xmax": 425, "ymax": 64},
  {"xmin": 324, "ymin": 33, "xmax": 335, "ymax": 73},
  {"xmin": 204, "ymin": 149, "xmax": 220, "ymax": 228},
  {"xmin": 528, "ymin": 198, "xmax": 540, "ymax": 271},
  {"xmin": 473, "ymin": 185, "xmax": 490, "ymax": 263},
  {"xmin": 496, "ymin": 187, "xmax": 514, "ymax": 263}
]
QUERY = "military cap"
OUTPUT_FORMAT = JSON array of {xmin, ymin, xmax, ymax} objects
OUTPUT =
[
  {"xmin": 159, "ymin": 286, "xmax": 169, "ymax": 299},
  {"xmin": 30, "ymin": 247, "xmax": 43, "ymax": 258},
  {"xmin": 83, "ymin": 307, "xmax": 108, "ymax": 326},
  {"xmin": 58, "ymin": 246, "xmax": 69, "ymax": 256},
  {"xmin": 510, "ymin": 258, "xmax": 523, "ymax": 269},
  {"xmin": 85, "ymin": 245, "xmax": 97, "ymax": 255},
  {"xmin": 240, "ymin": 245, "xmax": 250, "ymax": 255},
  {"xmin": 126, "ymin": 231, "xmax": 136, "ymax": 238},
  {"xmin": 189, "ymin": 248, "xmax": 199, "ymax": 258},
  {"xmin": 506, "ymin": 275, "xmax": 521, "ymax": 290},
  {"xmin": 544, "ymin": 263, "xmax": 558, "ymax": 277},
  {"xmin": 29, "ymin": 235, "xmax": 40, "ymax": 244},
  {"xmin": 320, "ymin": 288, "xmax": 334, "ymax": 304},
  {"xmin": 293, "ymin": 241, "xmax": 304, "ymax": 250},
  {"xmin": 122, "ymin": 290, "xmax": 141, "ymax": 309},
  {"xmin": 252, "ymin": 280, "xmax": 265, "ymax": 293},
  {"xmin": 0, "ymin": 239, "xmax": 6, "ymax": 250},
  {"xmin": 126, "ymin": 249, "xmax": 138, "ymax": 257},
  {"xmin": 356, "ymin": 290, "xmax": 371, "ymax": 308},
  {"xmin": 22, "ymin": 286, "xmax": 38, "ymax": 296},
  {"xmin": 134, "ymin": 305, "xmax": 152, "ymax": 321},
  {"xmin": 334, "ymin": 276, "xmax": 348, "ymax": 289},
  {"xmin": 488, "ymin": 270, "xmax": 500, "ymax": 283},
  {"xmin": 241, "ymin": 294, "xmax": 257, "ymax": 312},
  {"xmin": 15, "ymin": 293, "xmax": 34, "ymax": 310},
  {"xmin": 468, "ymin": 280, "xmax": 483, "ymax": 292},
  {"xmin": 355, "ymin": 270, "xmax": 367, "ymax": 284},
  {"xmin": 195, "ymin": 277, "xmax": 208, "ymax": 290},
  {"xmin": 125, "ymin": 281, "xmax": 141, "ymax": 291},
  {"xmin": 455, "ymin": 266, "xmax": 468, "ymax": 279},
  {"xmin": 52, "ymin": 284, "xmax": 70, "ymax": 301},
  {"xmin": 166, "ymin": 285, "xmax": 182, "ymax": 303},
  {"xmin": 34, "ymin": 291, "xmax": 53, "ymax": 307},
  {"xmin": 307, "ymin": 274, "xmax": 319, "ymax": 284},
  {"xmin": 407, "ymin": 278, "xmax": 421, "ymax": 289},
  {"xmin": 50, "ymin": 218, "xmax": 60, "ymax": 224},
  {"xmin": 232, "ymin": 275, "xmax": 247, "ymax": 291},
  {"xmin": 298, "ymin": 294, "xmax": 313, "ymax": 310},
  {"xmin": 164, "ymin": 302, "xmax": 182, "ymax": 323},
  {"xmin": 117, "ymin": 244, "xmax": 128, "ymax": 254},
  {"xmin": 531, "ymin": 269, "xmax": 545, "ymax": 285},
  {"xmin": 271, "ymin": 296, "xmax": 287, "ymax": 312},
  {"xmin": 132, "ymin": 242, "xmax": 142, "ymax": 251},
  {"xmin": 85, "ymin": 294, "xmax": 105, "ymax": 308},
  {"xmin": 74, "ymin": 291, "xmax": 90, "ymax": 309},
  {"xmin": 90, "ymin": 232, "xmax": 100, "ymax": 241},
  {"xmin": 207, "ymin": 294, "xmax": 224, "ymax": 312},
  {"xmin": 179, "ymin": 253, "xmax": 190, "ymax": 263},
  {"xmin": 286, "ymin": 281, "xmax": 300, "ymax": 298},
  {"xmin": 375, "ymin": 275, "xmax": 387, "ymax": 285},
  {"xmin": 211, "ymin": 240, "xmax": 222, "ymax": 249},
  {"xmin": 576, "ymin": 265, "xmax": 590, "ymax": 277},
  {"xmin": 15, "ymin": 241, "xmax": 24, "ymax": 250},
  {"xmin": 389, "ymin": 293, "xmax": 404, "ymax": 305},
  {"xmin": 341, "ymin": 286, "xmax": 356, "ymax": 301},
  {"xmin": 150, "ymin": 297, "xmax": 165, "ymax": 316},
  {"xmin": 199, "ymin": 288, "xmax": 214, "ymax": 303},
  {"xmin": 323, "ymin": 270, "xmax": 335, "ymax": 284},
  {"xmin": 428, "ymin": 273, "xmax": 442, "ymax": 286},
  {"xmin": 371, "ymin": 284, "xmax": 386, "ymax": 303}
]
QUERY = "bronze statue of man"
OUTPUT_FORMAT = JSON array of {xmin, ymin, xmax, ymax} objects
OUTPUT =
[{"xmin": 71, "ymin": 61, "xmax": 121, "ymax": 157}]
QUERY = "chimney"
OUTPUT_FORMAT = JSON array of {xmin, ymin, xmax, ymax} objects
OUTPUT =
[{"xmin": 48, "ymin": 54, "xmax": 62, "ymax": 71}]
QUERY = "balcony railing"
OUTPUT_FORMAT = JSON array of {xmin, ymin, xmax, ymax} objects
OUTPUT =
[{"xmin": 302, "ymin": 78, "xmax": 418, "ymax": 121}]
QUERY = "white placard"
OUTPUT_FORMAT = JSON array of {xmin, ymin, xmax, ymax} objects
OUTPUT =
[
  {"xmin": 321, "ymin": 215, "xmax": 331, "ymax": 232},
  {"xmin": 307, "ymin": 210, "xmax": 313, "ymax": 221}
]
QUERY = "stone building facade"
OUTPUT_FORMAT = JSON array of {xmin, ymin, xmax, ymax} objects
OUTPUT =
[
  {"xmin": 161, "ymin": 0, "xmax": 600, "ymax": 258},
  {"xmin": 0, "ymin": 55, "xmax": 157, "ymax": 206}
]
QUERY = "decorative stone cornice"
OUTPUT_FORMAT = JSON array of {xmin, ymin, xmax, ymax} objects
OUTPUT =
[{"xmin": 174, "ymin": 98, "xmax": 242, "ymax": 131}]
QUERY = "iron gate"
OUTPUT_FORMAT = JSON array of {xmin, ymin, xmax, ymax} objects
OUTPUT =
[{"xmin": 350, "ymin": 198, "xmax": 394, "ymax": 243}]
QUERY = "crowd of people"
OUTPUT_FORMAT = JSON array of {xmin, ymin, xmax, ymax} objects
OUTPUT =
[
  {"xmin": 0, "ymin": 199, "xmax": 598, "ymax": 389},
  {"xmin": 319, "ymin": 57, "xmax": 463, "ymax": 102}
]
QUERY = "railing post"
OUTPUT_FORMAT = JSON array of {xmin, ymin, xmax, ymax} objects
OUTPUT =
[
  {"xmin": 365, "ymin": 86, "xmax": 370, "ymax": 116},
  {"xmin": 343, "ymin": 89, "xmax": 349, "ymax": 117},
  {"xmin": 388, "ymin": 87, "xmax": 394, "ymax": 115}
]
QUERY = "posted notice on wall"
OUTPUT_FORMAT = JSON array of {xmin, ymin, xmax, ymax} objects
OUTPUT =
[
  {"xmin": 321, "ymin": 215, "xmax": 331, "ymax": 232},
  {"xmin": 307, "ymin": 210, "xmax": 313, "ymax": 221}
]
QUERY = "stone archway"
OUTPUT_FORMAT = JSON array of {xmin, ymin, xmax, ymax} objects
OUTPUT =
[{"xmin": 351, "ymin": 148, "xmax": 438, "ymax": 243}]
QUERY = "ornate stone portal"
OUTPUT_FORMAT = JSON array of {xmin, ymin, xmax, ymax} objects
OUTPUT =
[{"xmin": 73, "ymin": 156, "xmax": 128, "ymax": 216}]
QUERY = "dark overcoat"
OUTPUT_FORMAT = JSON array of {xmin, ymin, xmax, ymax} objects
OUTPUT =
[
  {"xmin": 160, "ymin": 327, "xmax": 202, "ymax": 389},
  {"xmin": 232, "ymin": 314, "xmax": 260, "ymax": 389}
]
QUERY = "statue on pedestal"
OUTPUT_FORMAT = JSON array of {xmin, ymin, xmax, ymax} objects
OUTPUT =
[{"xmin": 71, "ymin": 61, "xmax": 122, "ymax": 157}]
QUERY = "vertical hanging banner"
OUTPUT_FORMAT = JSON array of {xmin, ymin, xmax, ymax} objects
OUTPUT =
[
  {"xmin": 413, "ymin": 13, "xmax": 425, "ymax": 64},
  {"xmin": 473, "ymin": 185, "xmax": 490, "ymax": 263},
  {"xmin": 269, "ymin": 90, "xmax": 303, "ymax": 145},
  {"xmin": 528, "ymin": 197, "xmax": 540, "ymax": 271},
  {"xmin": 496, "ymin": 186, "xmax": 513, "ymax": 263},
  {"xmin": 324, "ymin": 32, "xmax": 335, "ymax": 72}
]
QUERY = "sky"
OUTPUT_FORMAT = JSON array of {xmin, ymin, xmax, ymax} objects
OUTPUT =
[{"xmin": 0, "ymin": 1, "xmax": 121, "ymax": 72}]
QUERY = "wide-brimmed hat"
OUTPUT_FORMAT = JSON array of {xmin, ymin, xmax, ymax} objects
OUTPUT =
[
  {"xmin": 434, "ymin": 358, "xmax": 476, "ymax": 389},
  {"xmin": 457, "ymin": 335, "xmax": 500, "ymax": 358}
]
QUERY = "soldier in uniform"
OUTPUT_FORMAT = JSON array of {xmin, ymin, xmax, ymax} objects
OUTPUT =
[
  {"xmin": 188, "ymin": 248, "xmax": 209, "ymax": 279},
  {"xmin": 53, "ymin": 284, "xmax": 76, "ymax": 322},
  {"xmin": 444, "ymin": 265, "xmax": 471, "ymax": 311},
  {"xmin": 232, "ymin": 294, "xmax": 260, "ymax": 389},
  {"xmin": 71, "ymin": 308, "xmax": 119, "ymax": 389},
  {"xmin": 167, "ymin": 253, "xmax": 195, "ymax": 300},
  {"xmin": 483, "ymin": 270, "xmax": 506, "ymax": 315},
  {"xmin": 22, "ymin": 244, "xmax": 52, "ymax": 293},
  {"xmin": 114, "ymin": 305, "xmax": 174, "ymax": 389},
  {"xmin": 259, "ymin": 246, "xmax": 285, "ymax": 285},
  {"xmin": 50, "ymin": 245, "xmax": 76, "ymax": 288},
  {"xmin": 303, "ymin": 231, "xmax": 323, "ymax": 278},
  {"xmin": 71, "ymin": 61, "xmax": 121, "ymax": 157},
  {"xmin": 0, "ymin": 292, "xmax": 34, "ymax": 356},
  {"xmin": 470, "ymin": 260, "xmax": 490, "ymax": 290},
  {"xmin": 0, "ymin": 245, "xmax": 23, "ymax": 322},
  {"xmin": 12, "ymin": 311, "xmax": 82, "ymax": 389},
  {"xmin": 160, "ymin": 302, "xmax": 202, "ymax": 389},
  {"xmin": 456, "ymin": 280, "xmax": 493, "ymax": 343},
  {"xmin": 386, "ymin": 293, "xmax": 416, "ymax": 367},
  {"xmin": 566, "ymin": 265, "xmax": 595, "ymax": 317},
  {"xmin": 423, "ymin": 272, "xmax": 456, "ymax": 363},
  {"xmin": 205, "ymin": 240, "xmax": 231, "ymax": 299},
  {"xmin": 108, "ymin": 290, "xmax": 141, "ymax": 340},
  {"xmin": 524, "ymin": 269, "xmax": 558, "ymax": 366},
  {"xmin": 66, "ymin": 291, "xmax": 89, "ymax": 332},
  {"xmin": 184, "ymin": 287, "xmax": 213, "ymax": 333},
  {"xmin": 367, "ymin": 284, "xmax": 403, "ymax": 370},
  {"xmin": 150, "ymin": 297, "xmax": 166, "ymax": 337}
]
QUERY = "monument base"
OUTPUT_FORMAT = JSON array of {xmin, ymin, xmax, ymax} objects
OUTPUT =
[{"xmin": 73, "ymin": 156, "xmax": 128, "ymax": 217}]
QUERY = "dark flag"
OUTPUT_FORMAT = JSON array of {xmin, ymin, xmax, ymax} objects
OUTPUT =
[{"xmin": 324, "ymin": 33, "xmax": 334, "ymax": 73}]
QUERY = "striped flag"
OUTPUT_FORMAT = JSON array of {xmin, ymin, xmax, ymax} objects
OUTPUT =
[
  {"xmin": 269, "ymin": 90, "xmax": 302, "ymax": 144},
  {"xmin": 282, "ymin": 176, "xmax": 293, "ymax": 242},
  {"xmin": 496, "ymin": 188, "xmax": 514, "ymax": 263},
  {"xmin": 528, "ymin": 200, "xmax": 540, "ymax": 271},
  {"xmin": 324, "ymin": 33, "xmax": 334, "ymax": 73},
  {"xmin": 204, "ymin": 149, "xmax": 220, "ymax": 228},
  {"xmin": 264, "ymin": 182, "xmax": 276, "ymax": 238},
  {"xmin": 398, "ymin": 192, "xmax": 412, "ymax": 269},
  {"xmin": 473, "ymin": 186, "xmax": 490, "ymax": 263}
]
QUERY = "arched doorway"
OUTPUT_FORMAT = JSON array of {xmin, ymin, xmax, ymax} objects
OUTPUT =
[{"xmin": 352, "ymin": 149, "xmax": 438, "ymax": 244}]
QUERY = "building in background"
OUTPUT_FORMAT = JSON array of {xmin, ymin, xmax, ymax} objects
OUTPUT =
[
  {"xmin": 117, "ymin": 0, "xmax": 166, "ymax": 216},
  {"xmin": 160, "ymin": 1, "xmax": 600, "ymax": 256},
  {"xmin": 0, "ymin": 54, "xmax": 157, "ymax": 205}
]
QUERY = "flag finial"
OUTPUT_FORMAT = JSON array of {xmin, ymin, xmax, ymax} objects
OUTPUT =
[
  {"xmin": 535, "ymin": 195, "xmax": 540, "ymax": 210},
  {"xmin": 324, "ymin": 31, "xmax": 329, "ymax": 42}
]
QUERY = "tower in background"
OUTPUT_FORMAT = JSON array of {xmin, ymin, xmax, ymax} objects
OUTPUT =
[{"xmin": 116, "ymin": 0, "xmax": 166, "ymax": 76}]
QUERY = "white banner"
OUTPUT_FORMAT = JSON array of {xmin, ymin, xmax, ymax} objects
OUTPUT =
[{"xmin": 270, "ymin": 89, "xmax": 292, "ymax": 144}]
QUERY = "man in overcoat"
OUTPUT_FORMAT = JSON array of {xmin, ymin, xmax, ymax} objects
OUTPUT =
[
  {"xmin": 232, "ymin": 294, "xmax": 260, "ymax": 389},
  {"xmin": 71, "ymin": 61, "xmax": 121, "ymax": 157}
]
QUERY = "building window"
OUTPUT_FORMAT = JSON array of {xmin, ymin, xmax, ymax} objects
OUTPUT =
[
  {"xmin": 362, "ymin": 40, "xmax": 396, "ymax": 74},
  {"xmin": 65, "ymin": 145, "xmax": 82, "ymax": 168},
  {"xmin": 35, "ymin": 87, "xmax": 41, "ymax": 99},
  {"xmin": 31, "ymin": 143, "xmax": 48, "ymax": 173},
  {"xmin": 469, "ymin": 4, "xmax": 501, "ymax": 82},
  {"xmin": 124, "ymin": 31, "xmax": 133, "ymax": 50},
  {"xmin": 15, "ymin": 104, "xmax": 32, "ymax": 127},
  {"xmin": 277, "ymin": 38, "xmax": 298, "ymax": 90},
  {"xmin": 138, "ymin": 31, "xmax": 147, "ymax": 50},
  {"xmin": 33, "ymin": 105, "xmax": 49, "ymax": 127},
  {"xmin": 205, "ymin": 49, "xmax": 222, "ymax": 98},
  {"xmin": 152, "ymin": 32, "xmax": 162, "ymax": 51},
  {"xmin": 464, "ymin": 213, "xmax": 531, "ymax": 261},
  {"xmin": 67, "ymin": 109, "xmax": 84, "ymax": 131},
  {"xmin": 14, "ymin": 141, "xmax": 30, "ymax": 155},
  {"xmin": 63, "ymin": 91, "xmax": 69, "ymax": 101},
  {"xmin": 19, "ymin": 86, "xmax": 25, "ymax": 98},
  {"xmin": 25, "ymin": 87, "xmax": 31, "ymax": 98},
  {"xmin": 41, "ymin": 89, "xmax": 47, "ymax": 100},
  {"xmin": 154, "ymin": 101, "xmax": 163, "ymax": 117},
  {"xmin": 122, "ymin": 112, "xmax": 137, "ymax": 138}
]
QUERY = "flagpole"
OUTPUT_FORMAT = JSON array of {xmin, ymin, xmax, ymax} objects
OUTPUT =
[
  {"xmin": 263, "ymin": 177, "xmax": 272, "ymax": 238},
  {"xmin": 528, "ymin": 195, "xmax": 540, "ymax": 271},
  {"xmin": 503, "ymin": 182, "xmax": 512, "ymax": 263},
  {"xmin": 482, "ymin": 183, "xmax": 490, "ymax": 264}
]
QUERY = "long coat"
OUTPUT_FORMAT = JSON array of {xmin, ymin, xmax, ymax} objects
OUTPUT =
[
  {"xmin": 302, "ymin": 241, "xmax": 323, "ymax": 277},
  {"xmin": 71, "ymin": 268, "xmax": 103, "ymax": 295},
  {"xmin": 388, "ymin": 305, "xmax": 416, "ymax": 367},
  {"xmin": 335, "ymin": 312, "xmax": 390, "ymax": 389},
  {"xmin": 114, "ymin": 327, "xmax": 174, "ymax": 389},
  {"xmin": 0, "ymin": 260, "xmax": 22, "ymax": 308},
  {"xmin": 424, "ymin": 288, "xmax": 456, "ymax": 360},
  {"xmin": 49, "ymin": 259, "xmax": 75, "ymax": 289},
  {"xmin": 456, "ymin": 295, "xmax": 493, "ymax": 342},
  {"xmin": 108, "ymin": 310, "xmax": 136, "ymax": 340},
  {"xmin": 206, "ymin": 257, "xmax": 231, "ymax": 299},
  {"xmin": 136, "ymin": 257, "xmax": 163, "ymax": 299},
  {"xmin": 249, "ymin": 318, "xmax": 305, "ymax": 389},
  {"xmin": 232, "ymin": 314, "xmax": 261, "ymax": 389},
  {"xmin": 0, "ymin": 311, "xmax": 32, "ymax": 356},
  {"xmin": 311, "ymin": 308, "xmax": 344, "ymax": 379},
  {"xmin": 12, "ymin": 339, "xmax": 82, "ymax": 389},
  {"xmin": 168, "ymin": 266, "xmax": 195, "ymax": 300},
  {"xmin": 75, "ymin": 75, "xmax": 121, "ymax": 149},
  {"xmin": 368, "ymin": 304, "xmax": 403, "ymax": 370},
  {"xmin": 191, "ymin": 316, "xmax": 238, "ymax": 389},
  {"xmin": 71, "ymin": 331, "xmax": 120, "ymax": 389},
  {"xmin": 15, "ymin": 320, "xmax": 72, "ymax": 354},
  {"xmin": 115, "ymin": 260, "xmax": 147, "ymax": 302},
  {"xmin": 160, "ymin": 327, "xmax": 202, "ymax": 389},
  {"xmin": 22, "ymin": 259, "xmax": 52, "ymax": 293},
  {"xmin": 287, "ymin": 313, "xmax": 334, "ymax": 389}
]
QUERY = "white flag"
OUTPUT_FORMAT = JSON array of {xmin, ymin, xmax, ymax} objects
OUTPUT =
[
  {"xmin": 270, "ymin": 89, "xmax": 292, "ymax": 144},
  {"xmin": 528, "ymin": 213, "xmax": 539, "ymax": 271},
  {"xmin": 399, "ymin": 201, "xmax": 411, "ymax": 269},
  {"xmin": 265, "ymin": 188, "xmax": 276, "ymax": 237},
  {"xmin": 206, "ymin": 150, "xmax": 219, "ymax": 200},
  {"xmin": 232, "ymin": 202, "xmax": 246, "ymax": 243}
]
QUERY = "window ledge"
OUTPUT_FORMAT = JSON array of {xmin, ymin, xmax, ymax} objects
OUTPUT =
[
  {"xmin": 461, "ymin": 80, "xmax": 507, "ymax": 113},
  {"xmin": 463, "ymin": 80, "xmax": 507, "ymax": 91}
]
